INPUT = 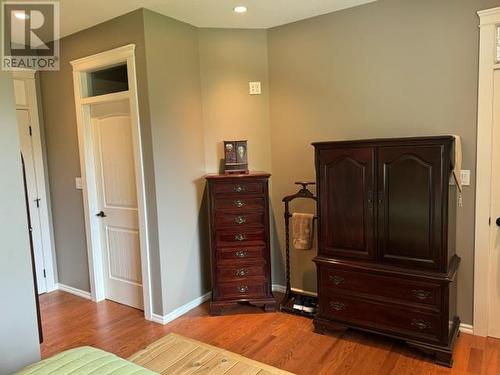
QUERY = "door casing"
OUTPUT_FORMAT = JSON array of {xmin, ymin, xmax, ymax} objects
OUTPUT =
[
  {"xmin": 71, "ymin": 45, "xmax": 152, "ymax": 321},
  {"xmin": 474, "ymin": 6, "xmax": 500, "ymax": 337}
]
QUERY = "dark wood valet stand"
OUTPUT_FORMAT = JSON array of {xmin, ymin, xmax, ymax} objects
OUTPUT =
[
  {"xmin": 206, "ymin": 172, "xmax": 276, "ymax": 315},
  {"xmin": 312, "ymin": 136, "xmax": 460, "ymax": 367}
]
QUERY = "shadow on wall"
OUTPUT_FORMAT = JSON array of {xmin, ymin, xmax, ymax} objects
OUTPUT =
[
  {"xmin": 197, "ymin": 181, "xmax": 211, "ymax": 293},
  {"xmin": 269, "ymin": 200, "xmax": 286, "ymax": 287}
]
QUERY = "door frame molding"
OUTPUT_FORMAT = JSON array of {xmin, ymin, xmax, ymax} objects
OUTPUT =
[
  {"xmin": 474, "ymin": 7, "xmax": 500, "ymax": 337},
  {"xmin": 13, "ymin": 70, "xmax": 57, "ymax": 293},
  {"xmin": 70, "ymin": 44, "xmax": 152, "ymax": 320}
]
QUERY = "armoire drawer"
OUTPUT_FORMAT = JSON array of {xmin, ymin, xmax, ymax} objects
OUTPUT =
[
  {"xmin": 215, "ymin": 229, "xmax": 266, "ymax": 247},
  {"xmin": 320, "ymin": 292, "xmax": 442, "ymax": 343},
  {"xmin": 214, "ymin": 211, "xmax": 265, "ymax": 228},
  {"xmin": 213, "ymin": 181, "xmax": 264, "ymax": 196},
  {"xmin": 319, "ymin": 264, "xmax": 442, "ymax": 310},
  {"xmin": 216, "ymin": 264, "xmax": 266, "ymax": 282},
  {"xmin": 218, "ymin": 279, "xmax": 268, "ymax": 300},
  {"xmin": 214, "ymin": 197, "xmax": 265, "ymax": 211}
]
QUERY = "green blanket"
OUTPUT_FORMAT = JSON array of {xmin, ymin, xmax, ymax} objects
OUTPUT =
[{"xmin": 15, "ymin": 347, "xmax": 157, "ymax": 375}]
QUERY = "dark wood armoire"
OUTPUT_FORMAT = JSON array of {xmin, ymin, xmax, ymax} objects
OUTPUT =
[
  {"xmin": 206, "ymin": 172, "xmax": 276, "ymax": 315},
  {"xmin": 312, "ymin": 136, "xmax": 460, "ymax": 367}
]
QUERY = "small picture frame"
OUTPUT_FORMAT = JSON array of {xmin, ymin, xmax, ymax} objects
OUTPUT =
[{"xmin": 224, "ymin": 140, "xmax": 248, "ymax": 174}]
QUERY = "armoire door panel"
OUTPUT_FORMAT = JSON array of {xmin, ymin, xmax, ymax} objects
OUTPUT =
[
  {"xmin": 378, "ymin": 146, "xmax": 443, "ymax": 269},
  {"xmin": 318, "ymin": 148, "xmax": 375, "ymax": 259}
]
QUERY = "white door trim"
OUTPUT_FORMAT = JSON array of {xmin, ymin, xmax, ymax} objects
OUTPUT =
[
  {"xmin": 474, "ymin": 7, "xmax": 500, "ymax": 337},
  {"xmin": 13, "ymin": 70, "xmax": 57, "ymax": 293},
  {"xmin": 70, "ymin": 44, "xmax": 152, "ymax": 321}
]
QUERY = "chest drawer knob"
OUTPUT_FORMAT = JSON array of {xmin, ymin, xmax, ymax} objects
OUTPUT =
[
  {"xmin": 411, "ymin": 289, "xmax": 432, "ymax": 301},
  {"xmin": 235, "ymin": 268, "xmax": 249, "ymax": 277},
  {"xmin": 235, "ymin": 250, "xmax": 248, "ymax": 258},
  {"xmin": 234, "ymin": 216, "xmax": 247, "ymax": 224},
  {"xmin": 329, "ymin": 275, "xmax": 345, "ymax": 286},
  {"xmin": 234, "ymin": 233, "xmax": 246, "ymax": 241},
  {"xmin": 329, "ymin": 301, "xmax": 346, "ymax": 311},
  {"xmin": 411, "ymin": 319, "xmax": 432, "ymax": 330},
  {"xmin": 234, "ymin": 200, "xmax": 246, "ymax": 208},
  {"xmin": 238, "ymin": 285, "xmax": 249, "ymax": 293},
  {"xmin": 234, "ymin": 185, "xmax": 245, "ymax": 193}
]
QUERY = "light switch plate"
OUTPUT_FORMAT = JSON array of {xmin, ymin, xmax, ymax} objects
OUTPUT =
[
  {"xmin": 249, "ymin": 81, "xmax": 261, "ymax": 95},
  {"xmin": 449, "ymin": 170, "xmax": 471, "ymax": 186},
  {"xmin": 75, "ymin": 177, "xmax": 83, "ymax": 190},
  {"xmin": 460, "ymin": 170, "xmax": 470, "ymax": 186}
]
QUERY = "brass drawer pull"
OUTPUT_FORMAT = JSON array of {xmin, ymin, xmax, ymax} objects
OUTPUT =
[
  {"xmin": 411, "ymin": 289, "xmax": 432, "ymax": 301},
  {"xmin": 234, "ymin": 233, "xmax": 246, "ymax": 241},
  {"xmin": 329, "ymin": 301, "xmax": 346, "ymax": 311},
  {"xmin": 329, "ymin": 275, "xmax": 345, "ymax": 286},
  {"xmin": 235, "ymin": 268, "xmax": 249, "ymax": 277},
  {"xmin": 234, "ymin": 185, "xmax": 245, "ymax": 193},
  {"xmin": 235, "ymin": 250, "xmax": 248, "ymax": 258},
  {"xmin": 234, "ymin": 216, "xmax": 247, "ymax": 224},
  {"xmin": 411, "ymin": 319, "xmax": 432, "ymax": 330},
  {"xmin": 238, "ymin": 285, "xmax": 249, "ymax": 293},
  {"xmin": 234, "ymin": 200, "xmax": 246, "ymax": 208}
]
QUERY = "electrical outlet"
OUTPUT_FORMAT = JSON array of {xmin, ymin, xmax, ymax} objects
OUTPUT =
[{"xmin": 249, "ymin": 81, "xmax": 261, "ymax": 95}]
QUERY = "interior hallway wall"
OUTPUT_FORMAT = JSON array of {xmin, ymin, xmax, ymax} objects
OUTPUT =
[{"xmin": 0, "ymin": 71, "xmax": 41, "ymax": 374}]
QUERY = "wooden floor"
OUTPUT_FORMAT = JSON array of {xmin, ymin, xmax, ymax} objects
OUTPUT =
[{"xmin": 40, "ymin": 291, "xmax": 500, "ymax": 374}]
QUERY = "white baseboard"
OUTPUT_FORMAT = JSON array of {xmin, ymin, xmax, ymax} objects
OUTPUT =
[
  {"xmin": 459, "ymin": 323, "xmax": 473, "ymax": 334},
  {"xmin": 56, "ymin": 283, "xmax": 92, "ymax": 300},
  {"xmin": 152, "ymin": 291, "xmax": 212, "ymax": 325},
  {"xmin": 272, "ymin": 284, "xmax": 287, "ymax": 293},
  {"xmin": 290, "ymin": 287, "xmax": 317, "ymax": 297},
  {"xmin": 272, "ymin": 284, "xmax": 318, "ymax": 297}
]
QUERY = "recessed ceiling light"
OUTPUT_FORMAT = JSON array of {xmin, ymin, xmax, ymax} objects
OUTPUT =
[
  {"xmin": 234, "ymin": 6, "xmax": 247, "ymax": 14},
  {"xmin": 14, "ymin": 11, "xmax": 29, "ymax": 20}
]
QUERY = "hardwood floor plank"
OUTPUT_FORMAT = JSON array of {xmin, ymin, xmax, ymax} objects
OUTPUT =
[{"xmin": 39, "ymin": 291, "xmax": 499, "ymax": 374}]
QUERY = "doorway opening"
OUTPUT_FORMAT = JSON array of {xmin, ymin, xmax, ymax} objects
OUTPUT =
[{"xmin": 71, "ymin": 45, "xmax": 152, "ymax": 319}]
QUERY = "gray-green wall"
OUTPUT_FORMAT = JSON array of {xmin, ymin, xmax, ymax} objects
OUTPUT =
[
  {"xmin": 268, "ymin": 0, "xmax": 500, "ymax": 324},
  {"xmin": 142, "ymin": 9, "xmax": 209, "ymax": 314},
  {"xmin": 0, "ymin": 71, "xmax": 41, "ymax": 374}
]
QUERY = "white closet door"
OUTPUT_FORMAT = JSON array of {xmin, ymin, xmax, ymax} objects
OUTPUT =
[
  {"xmin": 16, "ymin": 109, "xmax": 47, "ymax": 294},
  {"xmin": 92, "ymin": 110, "xmax": 143, "ymax": 310},
  {"xmin": 489, "ymin": 70, "xmax": 500, "ymax": 338}
]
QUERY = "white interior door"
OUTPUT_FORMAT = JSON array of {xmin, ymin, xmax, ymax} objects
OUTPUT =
[
  {"xmin": 91, "ymin": 100, "xmax": 143, "ymax": 310},
  {"xmin": 16, "ymin": 109, "xmax": 47, "ymax": 294},
  {"xmin": 489, "ymin": 70, "xmax": 500, "ymax": 338}
]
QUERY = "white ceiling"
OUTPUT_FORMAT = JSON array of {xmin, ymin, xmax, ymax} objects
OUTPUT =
[{"xmin": 56, "ymin": 0, "xmax": 377, "ymax": 37}]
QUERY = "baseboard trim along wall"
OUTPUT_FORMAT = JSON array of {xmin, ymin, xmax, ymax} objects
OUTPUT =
[
  {"xmin": 152, "ymin": 292, "xmax": 212, "ymax": 325},
  {"xmin": 152, "ymin": 286, "xmax": 287, "ymax": 325},
  {"xmin": 56, "ymin": 283, "xmax": 92, "ymax": 300},
  {"xmin": 272, "ymin": 284, "xmax": 286, "ymax": 293},
  {"xmin": 459, "ymin": 323, "xmax": 474, "ymax": 334}
]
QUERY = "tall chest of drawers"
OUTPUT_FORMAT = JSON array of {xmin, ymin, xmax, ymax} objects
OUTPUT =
[{"xmin": 206, "ymin": 172, "xmax": 276, "ymax": 315}]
